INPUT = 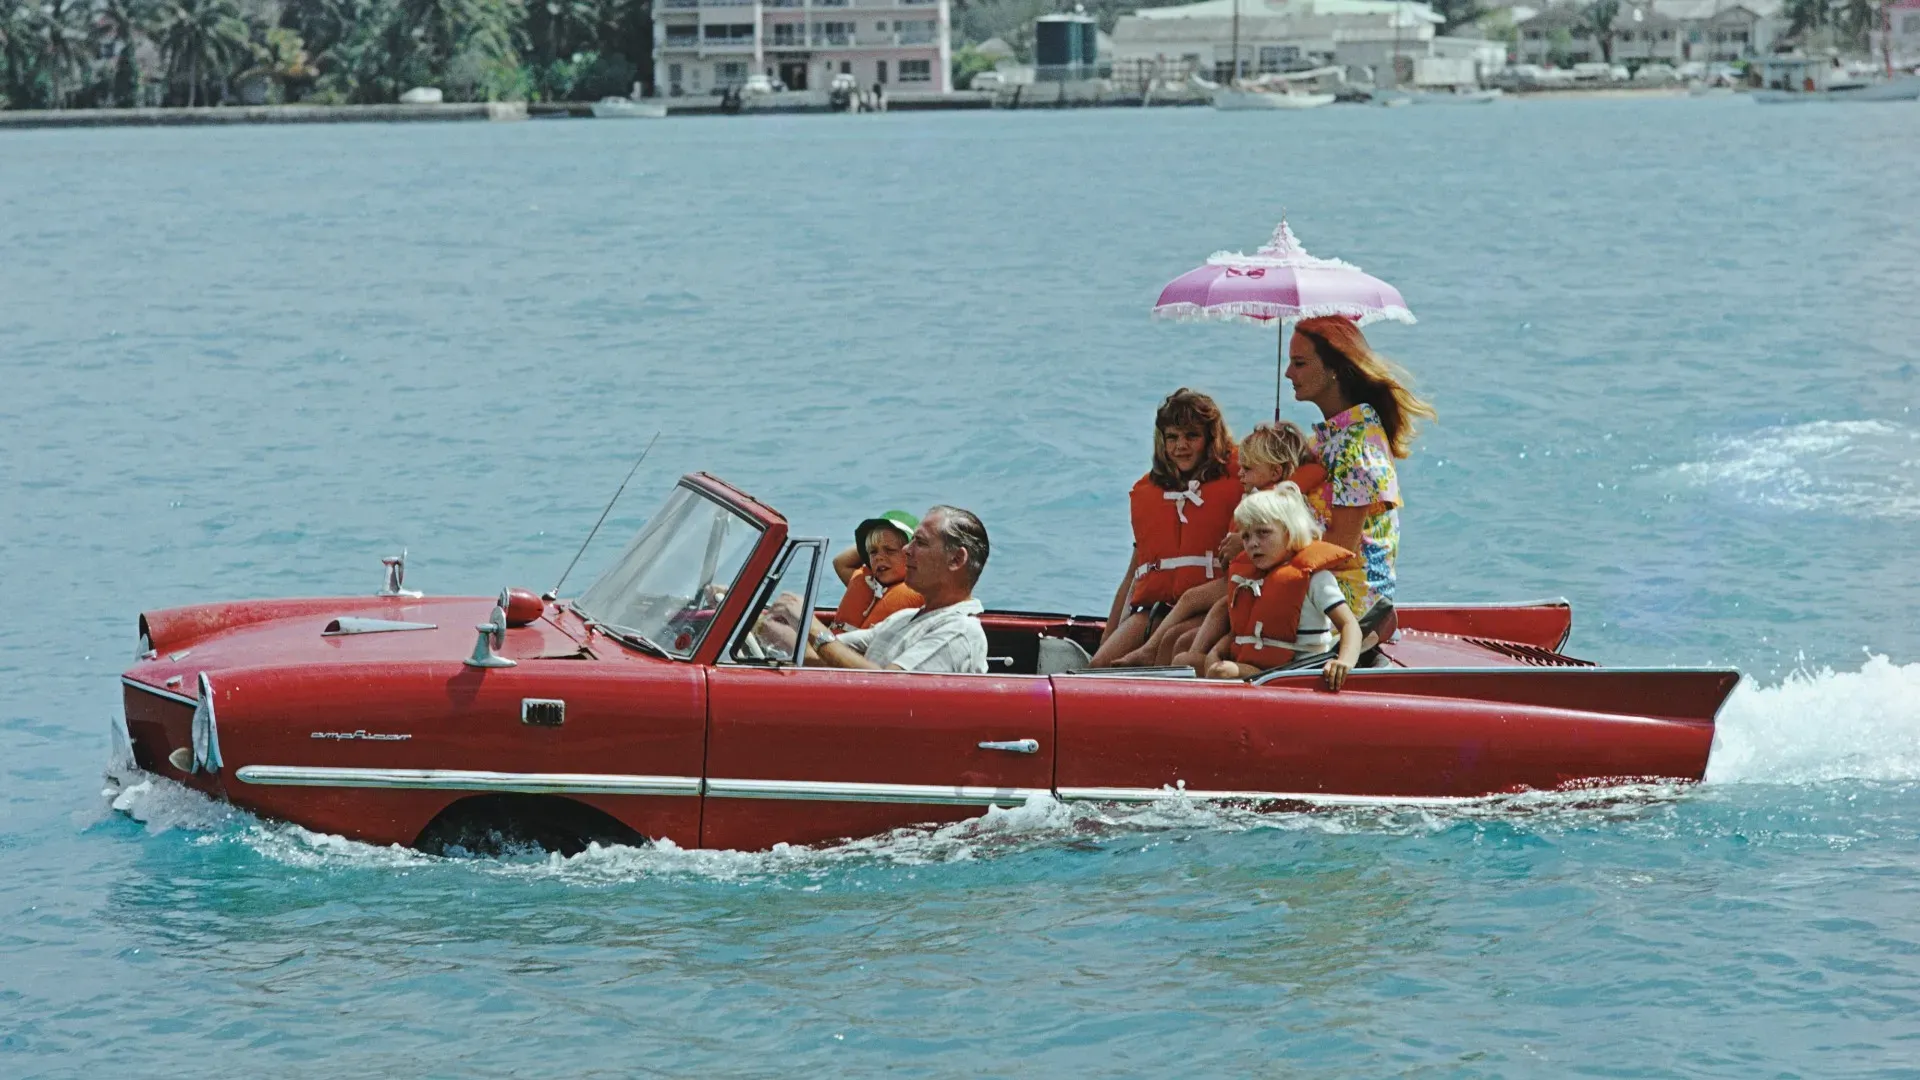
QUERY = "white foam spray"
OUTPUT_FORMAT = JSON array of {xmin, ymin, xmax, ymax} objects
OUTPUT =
[
  {"xmin": 1673, "ymin": 419, "xmax": 1920, "ymax": 520},
  {"xmin": 1704, "ymin": 653, "xmax": 1920, "ymax": 785}
]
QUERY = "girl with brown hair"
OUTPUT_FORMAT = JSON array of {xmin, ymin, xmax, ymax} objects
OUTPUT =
[{"xmin": 1091, "ymin": 388, "xmax": 1241, "ymax": 667}]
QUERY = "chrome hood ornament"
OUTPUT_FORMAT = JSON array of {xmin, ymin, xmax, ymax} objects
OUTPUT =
[
  {"xmin": 464, "ymin": 596, "xmax": 516, "ymax": 669},
  {"xmin": 378, "ymin": 550, "xmax": 423, "ymax": 598}
]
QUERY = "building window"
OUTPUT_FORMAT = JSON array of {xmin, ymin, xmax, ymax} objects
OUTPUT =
[
  {"xmin": 1257, "ymin": 44, "xmax": 1300, "ymax": 72},
  {"xmin": 772, "ymin": 23, "xmax": 802, "ymax": 45},
  {"xmin": 1617, "ymin": 30, "xmax": 1633, "ymax": 41},
  {"xmin": 1903, "ymin": 13, "xmax": 1920, "ymax": 32},
  {"xmin": 716, "ymin": 61, "xmax": 747, "ymax": 86},
  {"xmin": 1524, "ymin": 29, "xmax": 1541, "ymax": 39},
  {"xmin": 702, "ymin": 23, "xmax": 753, "ymax": 42},
  {"xmin": 1732, "ymin": 29, "xmax": 1748, "ymax": 41},
  {"xmin": 1660, "ymin": 29, "xmax": 1672, "ymax": 39},
  {"xmin": 897, "ymin": 18, "xmax": 935, "ymax": 43},
  {"xmin": 665, "ymin": 25, "xmax": 697, "ymax": 45},
  {"xmin": 813, "ymin": 20, "xmax": 854, "ymax": 44},
  {"xmin": 877, "ymin": 60, "xmax": 888, "ymax": 82},
  {"xmin": 667, "ymin": 62, "xmax": 683, "ymax": 95},
  {"xmin": 899, "ymin": 58, "xmax": 931, "ymax": 82}
]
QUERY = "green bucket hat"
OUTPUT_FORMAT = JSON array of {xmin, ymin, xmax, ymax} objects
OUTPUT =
[{"xmin": 854, "ymin": 510, "xmax": 919, "ymax": 565}]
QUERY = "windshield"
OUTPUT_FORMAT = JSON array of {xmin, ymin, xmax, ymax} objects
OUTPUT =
[{"xmin": 573, "ymin": 485, "xmax": 764, "ymax": 658}]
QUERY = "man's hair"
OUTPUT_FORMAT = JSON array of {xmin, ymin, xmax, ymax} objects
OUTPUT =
[{"xmin": 925, "ymin": 505, "xmax": 990, "ymax": 585}]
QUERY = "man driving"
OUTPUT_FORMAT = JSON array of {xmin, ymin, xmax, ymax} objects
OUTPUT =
[{"xmin": 805, "ymin": 505, "xmax": 990, "ymax": 674}]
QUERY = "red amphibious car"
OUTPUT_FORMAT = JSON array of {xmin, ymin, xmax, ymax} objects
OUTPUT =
[{"xmin": 119, "ymin": 473, "xmax": 1739, "ymax": 853}]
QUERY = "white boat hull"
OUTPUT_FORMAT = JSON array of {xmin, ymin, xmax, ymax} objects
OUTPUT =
[
  {"xmin": 1213, "ymin": 89, "xmax": 1336, "ymax": 110},
  {"xmin": 1411, "ymin": 89, "xmax": 1502, "ymax": 104},
  {"xmin": 590, "ymin": 99, "xmax": 668, "ymax": 118},
  {"xmin": 1754, "ymin": 76, "xmax": 1920, "ymax": 103}
]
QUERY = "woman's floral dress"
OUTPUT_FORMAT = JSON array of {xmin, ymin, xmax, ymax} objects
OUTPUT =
[{"xmin": 1311, "ymin": 403, "xmax": 1400, "ymax": 616}]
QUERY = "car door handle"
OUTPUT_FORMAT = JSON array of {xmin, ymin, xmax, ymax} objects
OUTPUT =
[{"xmin": 978, "ymin": 739, "xmax": 1039, "ymax": 754}]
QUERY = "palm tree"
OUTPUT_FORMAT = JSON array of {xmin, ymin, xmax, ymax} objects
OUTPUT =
[
  {"xmin": 92, "ymin": 0, "xmax": 152, "ymax": 106},
  {"xmin": 31, "ymin": 0, "xmax": 89, "ymax": 106},
  {"xmin": 1782, "ymin": 0, "xmax": 1827, "ymax": 36},
  {"xmin": 157, "ymin": 0, "xmax": 247, "ymax": 104},
  {"xmin": 1835, "ymin": 0, "xmax": 1876, "ymax": 45},
  {"xmin": 1582, "ymin": 0, "xmax": 1621, "ymax": 62}
]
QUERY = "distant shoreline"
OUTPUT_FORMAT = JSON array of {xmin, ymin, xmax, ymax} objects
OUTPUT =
[{"xmin": 0, "ymin": 86, "xmax": 1701, "ymax": 130}]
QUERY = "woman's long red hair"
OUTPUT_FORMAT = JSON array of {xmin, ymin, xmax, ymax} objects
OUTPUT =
[{"xmin": 1293, "ymin": 317, "xmax": 1435, "ymax": 459}]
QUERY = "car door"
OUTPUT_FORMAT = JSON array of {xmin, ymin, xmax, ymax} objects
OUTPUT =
[{"xmin": 703, "ymin": 665, "xmax": 1056, "ymax": 850}]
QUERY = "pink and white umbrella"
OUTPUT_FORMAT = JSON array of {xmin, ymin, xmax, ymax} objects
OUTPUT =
[{"xmin": 1153, "ymin": 220, "xmax": 1415, "ymax": 415}]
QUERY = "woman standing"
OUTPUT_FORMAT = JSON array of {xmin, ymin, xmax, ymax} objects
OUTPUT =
[{"xmin": 1283, "ymin": 316, "xmax": 1435, "ymax": 616}]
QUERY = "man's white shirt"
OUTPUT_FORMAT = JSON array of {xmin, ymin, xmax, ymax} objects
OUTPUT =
[{"xmin": 833, "ymin": 598, "xmax": 988, "ymax": 674}]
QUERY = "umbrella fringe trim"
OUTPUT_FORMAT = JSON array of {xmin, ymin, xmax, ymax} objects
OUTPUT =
[{"xmin": 1151, "ymin": 302, "xmax": 1418, "ymax": 327}]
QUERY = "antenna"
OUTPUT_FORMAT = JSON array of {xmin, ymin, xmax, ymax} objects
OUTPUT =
[{"xmin": 545, "ymin": 431, "xmax": 662, "ymax": 602}]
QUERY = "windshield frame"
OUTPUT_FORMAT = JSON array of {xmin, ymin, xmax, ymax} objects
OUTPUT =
[{"xmin": 570, "ymin": 474, "xmax": 788, "ymax": 664}]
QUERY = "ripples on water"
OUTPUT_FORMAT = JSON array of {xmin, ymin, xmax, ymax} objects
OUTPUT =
[{"xmin": 3, "ymin": 100, "xmax": 1918, "ymax": 1075}]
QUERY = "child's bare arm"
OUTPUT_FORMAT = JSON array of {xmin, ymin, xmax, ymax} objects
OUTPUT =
[
  {"xmin": 1323, "ymin": 602, "xmax": 1363, "ymax": 690},
  {"xmin": 831, "ymin": 545, "xmax": 862, "ymax": 585}
]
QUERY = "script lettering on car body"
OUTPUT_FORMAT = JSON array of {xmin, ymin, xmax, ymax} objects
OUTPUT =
[{"xmin": 310, "ymin": 730, "xmax": 413, "ymax": 741}]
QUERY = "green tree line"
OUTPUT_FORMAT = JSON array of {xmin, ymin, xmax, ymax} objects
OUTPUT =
[{"xmin": 1, "ymin": 0, "xmax": 652, "ymax": 109}]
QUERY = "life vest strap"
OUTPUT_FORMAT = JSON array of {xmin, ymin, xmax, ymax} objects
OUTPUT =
[
  {"xmin": 1234, "ymin": 621, "xmax": 1330, "ymax": 654},
  {"xmin": 1134, "ymin": 553, "xmax": 1219, "ymax": 581},
  {"xmin": 1162, "ymin": 480, "xmax": 1204, "ymax": 523}
]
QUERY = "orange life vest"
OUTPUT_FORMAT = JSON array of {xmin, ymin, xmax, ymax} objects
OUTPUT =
[
  {"xmin": 830, "ymin": 569, "xmax": 923, "ymax": 631},
  {"xmin": 1225, "ymin": 541, "xmax": 1354, "ymax": 668},
  {"xmin": 1128, "ymin": 469, "xmax": 1243, "ymax": 606}
]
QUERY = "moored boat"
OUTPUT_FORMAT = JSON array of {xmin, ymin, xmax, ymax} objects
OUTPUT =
[
  {"xmin": 117, "ymin": 473, "xmax": 1740, "ymax": 853},
  {"xmin": 1213, "ymin": 88, "xmax": 1337, "ymax": 110},
  {"xmin": 590, "ymin": 97, "xmax": 668, "ymax": 118}
]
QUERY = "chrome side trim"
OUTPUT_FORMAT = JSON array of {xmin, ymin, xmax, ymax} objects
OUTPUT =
[
  {"xmin": 1250, "ymin": 664, "xmax": 1735, "ymax": 686},
  {"xmin": 121, "ymin": 675, "xmax": 197, "ymax": 708},
  {"xmin": 1395, "ymin": 598, "xmax": 1571, "ymax": 610},
  {"xmin": 234, "ymin": 766, "xmax": 701, "ymax": 796},
  {"xmin": 705, "ymin": 778, "xmax": 1047, "ymax": 807},
  {"xmin": 1057, "ymin": 786, "xmax": 1481, "ymax": 807}
]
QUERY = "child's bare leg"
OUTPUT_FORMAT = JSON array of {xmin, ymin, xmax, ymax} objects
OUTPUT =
[
  {"xmin": 1205, "ymin": 659, "xmax": 1261, "ymax": 680},
  {"xmin": 1140, "ymin": 581, "xmax": 1226, "ymax": 660},
  {"xmin": 1117, "ymin": 582, "xmax": 1220, "ymax": 665},
  {"xmin": 1091, "ymin": 611, "xmax": 1152, "ymax": 667},
  {"xmin": 1155, "ymin": 622, "xmax": 1202, "ymax": 665}
]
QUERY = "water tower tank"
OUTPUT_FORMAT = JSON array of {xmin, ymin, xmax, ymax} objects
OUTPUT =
[{"xmin": 1034, "ymin": 12, "xmax": 1098, "ymax": 74}]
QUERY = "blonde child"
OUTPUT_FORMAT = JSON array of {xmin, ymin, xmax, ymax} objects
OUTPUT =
[{"xmin": 1202, "ymin": 484, "xmax": 1362, "ymax": 689}]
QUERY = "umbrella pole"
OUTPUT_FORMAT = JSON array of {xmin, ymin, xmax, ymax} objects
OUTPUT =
[{"xmin": 1273, "ymin": 318, "xmax": 1291, "ymax": 422}]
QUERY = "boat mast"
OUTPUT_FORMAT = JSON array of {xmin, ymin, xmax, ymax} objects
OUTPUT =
[{"xmin": 1232, "ymin": 0, "xmax": 1241, "ymax": 84}]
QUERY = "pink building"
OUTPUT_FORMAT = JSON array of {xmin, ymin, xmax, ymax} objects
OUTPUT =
[{"xmin": 653, "ymin": 0, "xmax": 953, "ymax": 96}]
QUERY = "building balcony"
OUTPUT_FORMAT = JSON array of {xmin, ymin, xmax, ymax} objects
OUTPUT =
[{"xmin": 788, "ymin": 32, "xmax": 942, "ymax": 47}]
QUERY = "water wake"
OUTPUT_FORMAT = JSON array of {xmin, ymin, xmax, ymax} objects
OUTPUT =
[
  {"xmin": 1705, "ymin": 653, "xmax": 1920, "ymax": 785},
  {"xmin": 1674, "ymin": 418, "xmax": 1920, "ymax": 519}
]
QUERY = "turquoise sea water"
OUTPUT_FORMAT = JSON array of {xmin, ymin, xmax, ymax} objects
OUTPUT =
[{"xmin": 3, "ymin": 100, "xmax": 1918, "ymax": 1076}]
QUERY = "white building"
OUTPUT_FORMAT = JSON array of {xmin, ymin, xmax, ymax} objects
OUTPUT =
[
  {"xmin": 653, "ymin": 0, "xmax": 954, "ymax": 97},
  {"xmin": 1871, "ymin": 0, "xmax": 1920, "ymax": 66},
  {"xmin": 1107, "ymin": 0, "xmax": 1505, "ymax": 87},
  {"xmin": 1514, "ymin": 0, "xmax": 1785, "ymax": 66}
]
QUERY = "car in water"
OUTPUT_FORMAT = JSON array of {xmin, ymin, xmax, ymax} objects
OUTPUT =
[{"xmin": 119, "ymin": 473, "xmax": 1740, "ymax": 853}]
